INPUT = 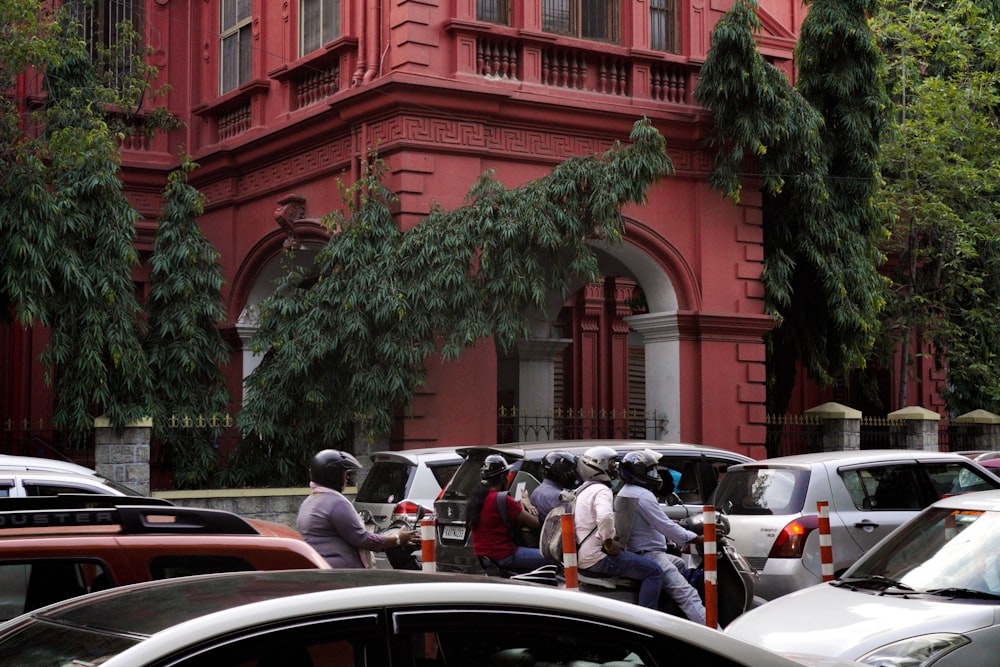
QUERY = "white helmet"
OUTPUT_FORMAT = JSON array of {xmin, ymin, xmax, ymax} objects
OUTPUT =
[{"xmin": 577, "ymin": 446, "xmax": 619, "ymax": 483}]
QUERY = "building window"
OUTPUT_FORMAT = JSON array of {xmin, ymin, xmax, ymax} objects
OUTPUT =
[
  {"xmin": 650, "ymin": 0, "xmax": 678, "ymax": 53},
  {"xmin": 300, "ymin": 0, "xmax": 341, "ymax": 55},
  {"xmin": 543, "ymin": 0, "xmax": 619, "ymax": 42},
  {"xmin": 69, "ymin": 0, "xmax": 145, "ymax": 86},
  {"xmin": 221, "ymin": 0, "xmax": 252, "ymax": 94},
  {"xmin": 477, "ymin": 0, "xmax": 510, "ymax": 25}
]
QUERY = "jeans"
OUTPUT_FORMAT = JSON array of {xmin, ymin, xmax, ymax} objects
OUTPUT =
[
  {"xmin": 643, "ymin": 550, "xmax": 706, "ymax": 624},
  {"xmin": 582, "ymin": 551, "xmax": 663, "ymax": 608},
  {"xmin": 498, "ymin": 546, "xmax": 549, "ymax": 573}
]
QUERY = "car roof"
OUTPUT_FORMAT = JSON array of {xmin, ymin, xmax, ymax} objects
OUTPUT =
[
  {"xmin": 367, "ymin": 447, "xmax": 464, "ymax": 465},
  {"xmin": 458, "ymin": 440, "xmax": 753, "ymax": 462},
  {"xmin": 18, "ymin": 569, "xmax": 796, "ymax": 667},
  {"xmin": 728, "ymin": 449, "xmax": 976, "ymax": 469},
  {"xmin": 0, "ymin": 455, "xmax": 96, "ymax": 475}
]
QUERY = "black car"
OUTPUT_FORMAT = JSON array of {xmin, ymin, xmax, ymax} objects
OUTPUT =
[{"xmin": 433, "ymin": 440, "xmax": 754, "ymax": 573}]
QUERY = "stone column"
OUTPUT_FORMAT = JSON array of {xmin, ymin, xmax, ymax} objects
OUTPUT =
[
  {"xmin": 94, "ymin": 416, "xmax": 152, "ymax": 496},
  {"xmin": 516, "ymin": 338, "xmax": 572, "ymax": 442},
  {"xmin": 888, "ymin": 406, "xmax": 940, "ymax": 451},
  {"xmin": 804, "ymin": 402, "xmax": 861, "ymax": 452},
  {"xmin": 951, "ymin": 410, "xmax": 1000, "ymax": 452}
]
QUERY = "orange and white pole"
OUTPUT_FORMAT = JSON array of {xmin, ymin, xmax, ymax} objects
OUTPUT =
[
  {"xmin": 420, "ymin": 517, "xmax": 436, "ymax": 573},
  {"xmin": 703, "ymin": 505, "xmax": 718, "ymax": 629},
  {"xmin": 817, "ymin": 501, "xmax": 834, "ymax": 582},
  {"xmin": 561, "ymin": 513, "xmax": 579, "ymax": 589}
]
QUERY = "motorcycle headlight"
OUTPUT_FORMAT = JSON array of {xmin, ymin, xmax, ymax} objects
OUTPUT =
[{"xmin": 859, "ymin": 633, "xmax": 970, "ymax": 667}]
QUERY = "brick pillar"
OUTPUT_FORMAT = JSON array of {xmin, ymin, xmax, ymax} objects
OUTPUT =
[
  {"xmin": 94, "ymin": 416, "xmax": 152, "ymax": 496},
  {"xmin": 804, "ymin": 402, "xmax": 861, "ymax": 452},
  {"xmin": 888, "ymin": 406, "xmax": 940, "ymax": 451},
  {"xmin": 951, "ymin": 410, "xmax": 1000, "ymax": 451}
]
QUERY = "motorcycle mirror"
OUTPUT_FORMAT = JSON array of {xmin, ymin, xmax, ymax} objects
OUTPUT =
[{"xmin": 415, "ymin": 505, "xmax": 426, "ymax": 523}]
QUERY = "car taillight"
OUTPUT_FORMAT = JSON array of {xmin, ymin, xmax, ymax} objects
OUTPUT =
[
  {"xmin": 393, "ymin": 501, "xmax": 423, "ymax": 516},
  {"xmin": 768, "ymin": 515, "xmax": 819, "ymax": 558}
]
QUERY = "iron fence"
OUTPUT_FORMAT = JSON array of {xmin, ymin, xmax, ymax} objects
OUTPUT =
[
  {"xmin": 767, "ymin": 413, "xmax": 964, "ymax": 457},
  {"xmin": 0, "ymin": 418, "xmax": 94, "ymax": 468},
  {"xmin": 497, "ymin": 406, "xmax": 668, "ymax": 443}
]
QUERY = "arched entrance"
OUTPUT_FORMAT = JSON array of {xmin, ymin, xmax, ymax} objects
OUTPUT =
[{"xmin": 498, "ymin": 236, "xmax": 686, "ymax": 442}]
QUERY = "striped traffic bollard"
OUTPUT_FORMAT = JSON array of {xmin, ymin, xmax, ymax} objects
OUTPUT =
[
  {"xmin": 420, "ymin": 517, "xmax": 436, "ymax": 573},
  {"xmin": 817, "ymin": 501, "xmax": 834, "ymax": 582},
  {"xmin": 561, "ymin": 513, "xmax": 579, "ymax": 589},
  {"xmin": 703, "ymin": 505, "xmax": 718, "ymax": 629}
]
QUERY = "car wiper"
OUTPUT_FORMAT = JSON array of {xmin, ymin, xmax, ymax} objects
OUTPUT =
[
  {"xmin": 924, "ymin": 587, "xmax": 1000, "ymax": 601},
  {"xmin": 836, "ymin": 575, "xmax": 914, "ymax": 592}
]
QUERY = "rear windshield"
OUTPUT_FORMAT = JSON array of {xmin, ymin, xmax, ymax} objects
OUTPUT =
[
  {"xmin": 356, "ymin": 462, "xmax": 414, "ymax": 503},
  {"xmin": 714, "ymin": 468, "xmax": 810, "ymax": 515}
]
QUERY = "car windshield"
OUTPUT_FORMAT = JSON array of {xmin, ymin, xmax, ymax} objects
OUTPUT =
[
  {"xmin": 842, "ymin": 507, "xmax": 1000, "ymax": 598},
  {"xmin": 713, "ymin": 468, "xmax": 809, "ymax": 515},
  {"xmin": 0, "ymin": 619, "xmax": 139, "ymax": 666}
]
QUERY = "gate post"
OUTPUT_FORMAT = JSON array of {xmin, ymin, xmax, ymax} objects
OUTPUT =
[{"xmin": 93, "ymin": 416, "xmax": 152, "ymax": 496}]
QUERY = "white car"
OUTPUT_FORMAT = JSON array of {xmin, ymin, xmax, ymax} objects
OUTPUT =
[
  {"xmin": 0, "ymin": 454, "xmax": 141, "ymax": 497},
  {"xmin": 713, "ymin": 449, "xmax": 1000, "ymax": 600},
  {"xmin": 726, "ymin": 489, "xmax": 1000, "ymax": 666},
  {"xmin": 0, "ymin": 568, "xmax": 863, "ymax": 667},
  {"xmin": 352, "ymin": 447, "xmax": 463, "ymax": 530}
]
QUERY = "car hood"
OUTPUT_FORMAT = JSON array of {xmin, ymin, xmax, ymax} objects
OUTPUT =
[{"xmin": 726, "ymin": 582, "xmax": 997, "ymax": 660}]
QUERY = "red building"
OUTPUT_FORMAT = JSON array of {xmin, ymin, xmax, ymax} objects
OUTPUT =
[{"xmin": 3, "ymin": 0, "xmax": 812, "ymax": 461}]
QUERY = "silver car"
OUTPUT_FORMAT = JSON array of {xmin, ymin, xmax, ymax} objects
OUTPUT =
[
  {"xmin": 726, "ymin": 489, "xmax": 1000, "ymax": 666},
  {"xmin": 714, "ymin": 449, "xmax": 1000, "ymax": 601},
  {"xmin": 352, "ymin": 447, "xmax": 462, "ymax": 530}
]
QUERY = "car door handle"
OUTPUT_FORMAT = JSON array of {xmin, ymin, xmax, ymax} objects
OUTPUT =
[{"xmin": 854, "ymin": 520, "xmax": 879, "ymax": 529}]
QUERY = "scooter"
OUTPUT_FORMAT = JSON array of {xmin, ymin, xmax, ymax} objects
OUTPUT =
[
  {"xmin": 361, "ymin": 502, "xmax": 427, "ymax": 571},
  {"xmin": 574, "ymin": 493, "xmax": 758, "ymax": 628}
]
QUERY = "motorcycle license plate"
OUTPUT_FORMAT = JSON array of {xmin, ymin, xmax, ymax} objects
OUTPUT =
[{"xmin": 442, "ymin": 525, "xmax": 466, "ymax": 541}]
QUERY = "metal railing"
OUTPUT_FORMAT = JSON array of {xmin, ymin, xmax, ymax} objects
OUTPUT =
[{"xmin": 497, "ymin": 406, "xmax": 668, "ymax": 443}]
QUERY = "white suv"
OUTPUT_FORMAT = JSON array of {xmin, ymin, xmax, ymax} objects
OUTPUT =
[
  {"xmin": 0, "ymin": 455, "xmax": 141, "ymax": 497},
  {"xmin": 714, "ymin": 449, "xmax": 1000, "ymax": 601},
  {"xmin": 352, "ymin": 447, "xmax": 462, "ymax": 530}
]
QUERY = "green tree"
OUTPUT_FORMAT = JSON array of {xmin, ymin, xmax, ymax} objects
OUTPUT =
[
  {"xmin": 696, "ymin": 0, "xmax": 890, "ymax": 417},
  {"xmin": 147, "ymin": 159, "xmax": 232, "ymax": 488},
  {"xmin": 1, "ymin": 5, "xmax": 176, "ymax": 436},
  {"xmin": 236, "ymin": 120, "xmax": 673, "ymax": 486},
  {"xmin": 873, "ymin": 0, "xmax": 1000, "ymax": 414}
]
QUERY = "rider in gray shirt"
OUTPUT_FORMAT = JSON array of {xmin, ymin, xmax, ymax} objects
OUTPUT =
[{"xmin": 297, "ymin": 449, "xmax": 416, "ymax": 569}]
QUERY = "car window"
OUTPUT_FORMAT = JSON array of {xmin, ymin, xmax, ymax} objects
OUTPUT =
[
  {"xmin": 23, "ymin": 482, "xmax": 101, "ymax": 496},
  {"xmin": 0, "ymin": 559, "xmax": 112, "ymax": 620},
  {"xmin": 149, "ymin": 555, "xmax": 255, "ymax": 580},
  {"xmin": 168, "ymin": 613, "xmax": 381, "ymax": 667},
  {"xmin": 922, "ymin": 461, "xmax": 998, "ymax": 496},
  {"xmin": 392, "ymin": 608, "xmax": 741, "ymax": 666},
  {"xmin": 0, "ymin": 480, "xmax": 12, "ymax": 497},
  {"xmin": 840, "ymin": 466, "xmax": 923, "ymax": 511},
  {"xmin": 355, "ymin": 462, "xmax": 414, "ymax": 503},
  {"xmin": 715, "ymin": 468, "xmax": 809, "ymax": 515}
]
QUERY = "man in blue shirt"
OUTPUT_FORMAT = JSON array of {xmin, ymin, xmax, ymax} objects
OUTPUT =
[
  {"xmin": 529, "ymin": 450, "xmax": 579, "ymax": 520},
  {"xmin": 617, "ymin": 449, "xmax": 706, "ymax": 624}
]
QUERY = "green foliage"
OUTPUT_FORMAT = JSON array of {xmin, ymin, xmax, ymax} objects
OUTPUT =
[
  {"xmin": 147, "ymin": 158, "xmax": 232, "ymax": 488},
  {"xmin": 238, "ymin": 120, "xmax": 673, "ymax": 482},
  {"xmin": 1, "ymin": 4, "xmax": 177, "ymax": 437},
  {"xmin": 874, "ymin": 0, "xmax": 1000, "ymax": 414},
  {"xmin": 696, "ymin": 0, "xmax": 890, "ymax": 414}
]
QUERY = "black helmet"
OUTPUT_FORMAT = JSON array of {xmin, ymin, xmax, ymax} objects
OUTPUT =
[
  {"xmin": 620, "ymin": 449, "xmax": 662, "ymax": 490},
  {"xmin": 481, "ymin": 454, "xmax": 510, "ymax": 482},
  {"xmin": 541, "ymin": 450, "xmax": 579, "ymax": 488},
  {"xmin": 309, "ymin": 449, "xmax": 361, "ymax": 491}
]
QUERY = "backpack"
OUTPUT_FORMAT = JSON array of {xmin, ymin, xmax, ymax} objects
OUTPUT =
[{"xmin": 538, "ymin": 481, "xmax": 599, "ymax": 562}]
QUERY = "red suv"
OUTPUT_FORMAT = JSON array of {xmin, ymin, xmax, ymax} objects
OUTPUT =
[{"xmin": 0, "ymin": 495, "xmax": 329, "ymax": 621}]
